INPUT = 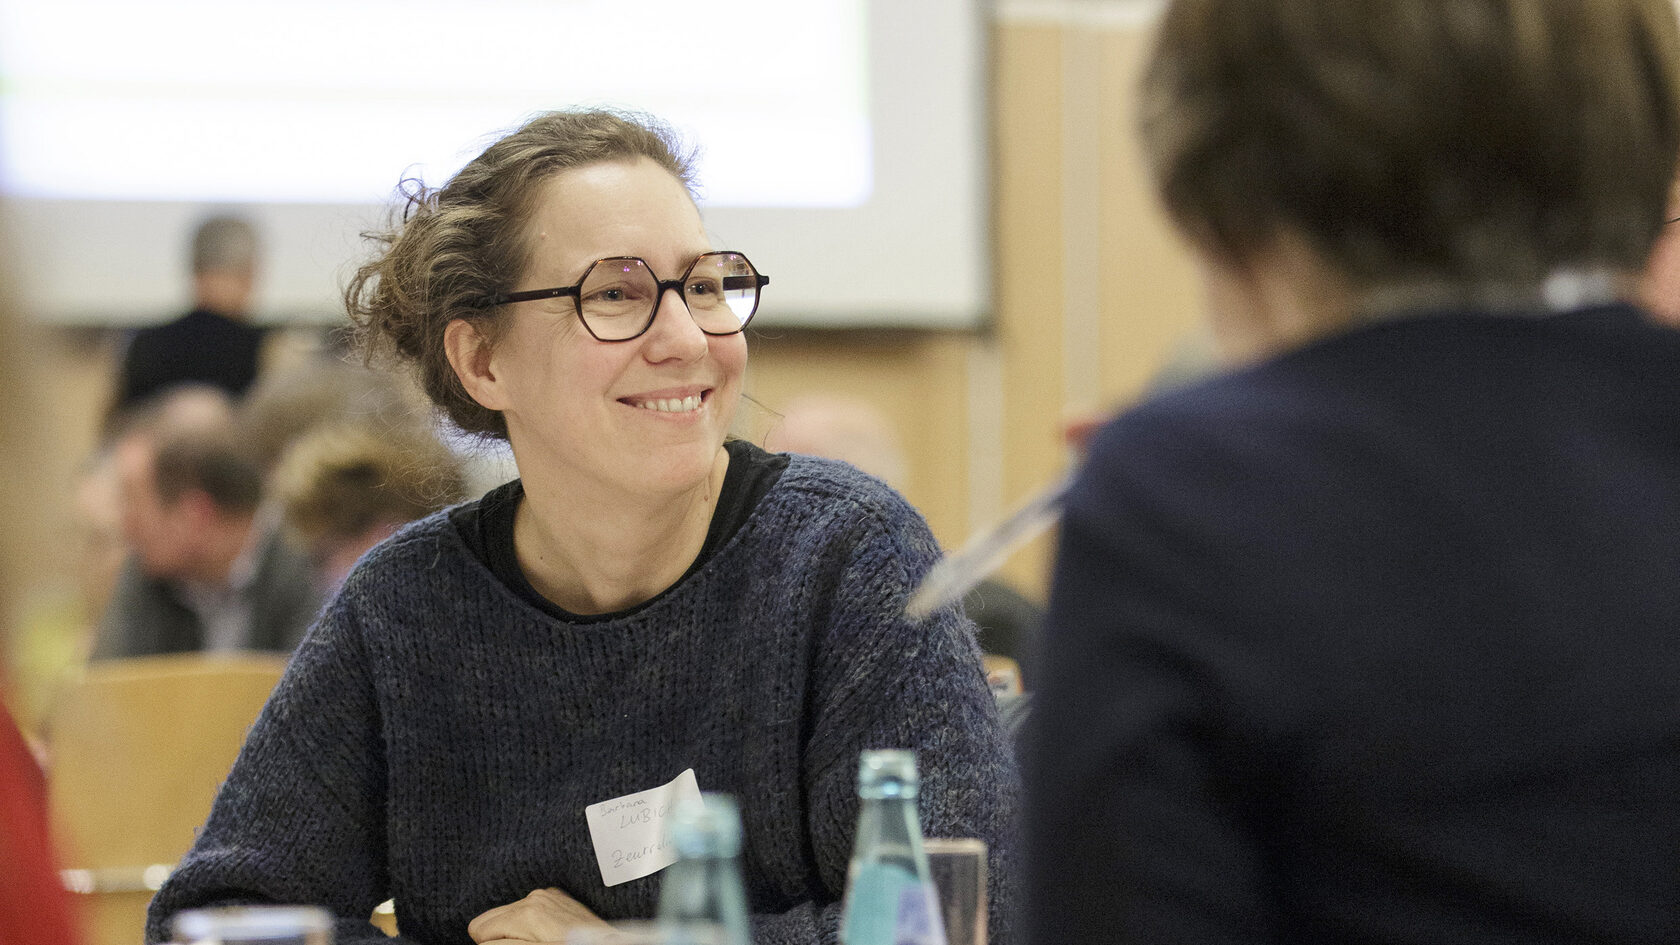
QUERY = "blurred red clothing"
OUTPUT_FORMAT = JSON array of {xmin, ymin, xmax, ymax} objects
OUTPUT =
[{"xmin": 0, "ymin": 698, "xmax": 80, "ymax": 945}]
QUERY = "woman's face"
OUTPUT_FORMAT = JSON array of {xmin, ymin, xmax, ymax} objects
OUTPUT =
[{"xmin": 477, "ymin": 157, "xmax": 747, "ymax": 498}]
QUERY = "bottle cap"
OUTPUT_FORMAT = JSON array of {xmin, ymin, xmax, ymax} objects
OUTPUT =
[
  {"xmin": 857, "ymin": 749, "xmax": 920, "ymax": 799},
  {"xmin": 666, "ymin": 792, "xmax": 743, "ymax": 859}
]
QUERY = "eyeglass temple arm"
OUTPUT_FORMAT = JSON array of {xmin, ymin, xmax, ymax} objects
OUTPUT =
[{"xmin": 485, "ymin": 285, "xmax": 580, "ymax": 307}]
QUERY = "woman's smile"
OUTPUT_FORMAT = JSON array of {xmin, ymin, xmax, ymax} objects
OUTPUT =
[{"xmin": 618, "ymin": 386, "xmax": 710, "ymax": 415}]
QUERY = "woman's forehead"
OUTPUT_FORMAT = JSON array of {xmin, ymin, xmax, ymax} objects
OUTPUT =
[{"xmin": 522, "ymin": 159, "xmax": 709, "ymax": 273}]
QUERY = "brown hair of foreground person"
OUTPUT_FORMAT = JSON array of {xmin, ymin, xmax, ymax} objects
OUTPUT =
[{"xmin": 1139, "ymin": 0, "xmax": 1680, "ymax": 295}]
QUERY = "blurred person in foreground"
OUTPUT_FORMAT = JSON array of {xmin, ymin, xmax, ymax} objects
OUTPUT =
[
  {"xmin": 147, "ymin": 109, "xmax": 1017, "ymax": 945},
  {"xmin": 94, "ymin": 387, "xmax": 323, "ymax": 658},
  {"xmin": 0, "ymin": 293, "xmax": 82, "ymax": 942},
  {"xmin": 1024, "ymin": 3, "xmax": 1680, "ymax": 944},
  {"xmin": 271, "ymin": 420, "xmax": 469, "ymax": 594},
  {"xmin": 113, "ymin": 214, "xmax": 270, "ymax": 416}
]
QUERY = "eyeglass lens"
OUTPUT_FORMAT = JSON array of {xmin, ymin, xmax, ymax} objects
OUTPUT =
[{"xmin": 578, "ymin": 252, "xmax": 760, "ymax": 340}]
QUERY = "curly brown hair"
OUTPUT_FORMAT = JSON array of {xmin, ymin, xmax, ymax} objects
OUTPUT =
[{"xmin": 344, "ymin": 109, "xmax": 696, "ymax": 439}]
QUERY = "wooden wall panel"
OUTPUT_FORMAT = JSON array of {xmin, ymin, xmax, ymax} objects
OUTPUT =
[
  {"xmin": 1096, "ymin": 27, "xmax": 1205, "ymax": 410},
  {"xmin": 991, "ymin": 24, "xmax": 1071, "ymax": 596}
]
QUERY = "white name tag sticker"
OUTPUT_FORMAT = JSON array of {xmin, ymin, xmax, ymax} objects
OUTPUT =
[{"xmin": 584, "ymin": 768, "xmax": 703, "ymax": 887}]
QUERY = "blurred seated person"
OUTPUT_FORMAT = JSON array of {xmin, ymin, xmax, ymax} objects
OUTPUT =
[
  {"xmin": 1025, "ymin": 2, "xmax": 1680, "ymax": 944},
  {"xmin": 240, "ymin": 346, "xmax": 425, "ymax": 475},
  {"xmin": 112, "ymin": 214, "xmax": 268, "ymax": 416},
  {"xmin": 960, "ymin": 579, "xmax": 1040, "ymax": 695},
  {"xmin": 93, "ymin": 387, "xmax": 324, "ymax": 659},
  {"xmin": 145, "ymin": 110, "xmax": 1016, "ymax": 945},
  {"xmin": 243, "ymin": 347, "xmax": 518, "ymax": 498},
  {"xmin": 764, "ymin": 393, "xmax": 910, "ymax": 487},
  {"xmin": 767, "ymin": 393, "xmax": 1044, "ymax": 689},
  {"xmin": 272, "ymin": 421, "xmax": 469, "ymax": 594}
]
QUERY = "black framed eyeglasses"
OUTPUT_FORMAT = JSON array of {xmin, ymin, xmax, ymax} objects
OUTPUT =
[{"xmin": 483, "ymin": 251, "xmax": 769, "ymax": 342}]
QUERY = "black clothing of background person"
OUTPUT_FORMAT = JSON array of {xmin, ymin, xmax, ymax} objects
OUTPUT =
[{"xmin": 115, "ymin": 308, "xmax": 266, "ymax": 412}]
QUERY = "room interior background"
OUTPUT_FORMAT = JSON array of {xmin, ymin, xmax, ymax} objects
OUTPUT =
[{"xmin": 5, "ymin": 0, "xmax": 1201, "ymax": 627}]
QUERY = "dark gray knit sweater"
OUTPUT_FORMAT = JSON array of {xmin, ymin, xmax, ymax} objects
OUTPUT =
[{"xmin": 146, "ymin": 455, "xmax": 1019, "ymax": 945}]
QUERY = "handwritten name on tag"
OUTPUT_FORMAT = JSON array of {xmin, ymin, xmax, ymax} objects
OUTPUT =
[{"xmin": 584, "ymin": 768, "xmax": 702, "ymax": 887}]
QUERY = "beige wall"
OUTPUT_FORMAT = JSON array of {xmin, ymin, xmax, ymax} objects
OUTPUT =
[{"xmin": 9, "ymin": 9, "xmax": 1205, "ymax": 620}]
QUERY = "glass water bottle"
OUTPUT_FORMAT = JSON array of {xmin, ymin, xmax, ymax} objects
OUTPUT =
[
  {"xmin": 657, "ymin": 792, "xmax": 752, "ymax": 945},
  {"xmin": 839, "ymin": 750, "xmax": 948, "ymax": 945}
]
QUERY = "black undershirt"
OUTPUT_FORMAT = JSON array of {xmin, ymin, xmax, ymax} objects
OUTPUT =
[{"xmin": 451, "ymin": 439, "xmax": 789, "ymax": 623}]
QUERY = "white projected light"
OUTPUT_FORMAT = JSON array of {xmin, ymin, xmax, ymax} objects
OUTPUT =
[
  {"xmin": 0, "ymin": 0, "xmax": 986, "ymax": 329},
  {"xmin": 0, "ymin": 0, "xmax": 870, "ymax": 207}
]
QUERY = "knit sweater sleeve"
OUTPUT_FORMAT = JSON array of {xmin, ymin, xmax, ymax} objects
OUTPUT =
[
  {"xmin": 144, "ymin": 591, "xmax": 406, "ymax": 945},
  {"xmin": 752, "ymin": 479, "xmax": 1021, "ymax": 945}
]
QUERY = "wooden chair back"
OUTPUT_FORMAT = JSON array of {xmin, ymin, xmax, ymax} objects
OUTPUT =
[{"xmin": 48, "ymin": 653, "xmax": 287, "ymax": 945}]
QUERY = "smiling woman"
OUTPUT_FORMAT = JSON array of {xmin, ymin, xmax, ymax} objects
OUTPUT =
[
  {"xmin": 143, "ymin": 109, "xmax": 1019, "ymax": 945},
  {"xmin": 443, "ymin": 158, "xmax": 750, "ymax": 539}
]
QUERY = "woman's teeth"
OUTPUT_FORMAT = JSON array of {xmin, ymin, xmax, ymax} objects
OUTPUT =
[{"xmin": 633, "ymin": 394, "xmax": 703, "ymax": 413}]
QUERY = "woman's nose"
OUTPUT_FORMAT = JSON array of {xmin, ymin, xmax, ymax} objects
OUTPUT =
[{"xmin": 641, "ymin": 284, "xmax": 709, "ymax": 359}]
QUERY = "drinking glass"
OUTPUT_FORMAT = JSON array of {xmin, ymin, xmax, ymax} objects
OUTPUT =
[{"xmin": 924, "ymin": 838, "xmax": 988, "ymax": 945}]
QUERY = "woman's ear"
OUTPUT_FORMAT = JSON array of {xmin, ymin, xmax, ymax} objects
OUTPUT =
[{"xmin": 444, "ymin": 318, "xmax": 509, "ymax": 411}]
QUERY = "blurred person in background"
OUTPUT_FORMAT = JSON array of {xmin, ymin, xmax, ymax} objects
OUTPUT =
[
  {"xmin": 242, "ymin": 344, "xmax": 519, "ymax": 498},
  {"xmin": 766, "ymin": 392, "xmax": 1045, "ymax": 692},
  {"xmin": 239, "ymin": 346, "xmax": 424, "ymax": 476},
  {"xmin": 1025, "ymin": 2, "xmax": 1680, "ymax": 944},
  {"xmin": 272, "ymin": 420, "xmax": 469, "ymax": 594},
  {"xmin": 765, "ymin": 393, "xmax": 911, "ymax": 487},
  {"xmin": 111, "ymin": 214, "xmax": 269, "ymax": 417},
  {"xmin": 147, "ymin": 109, "xmax": 1017, "ymax": 945},
  {"xmin": 94, "ymin": 386, "xmax": 323, "ymax": 659}
]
